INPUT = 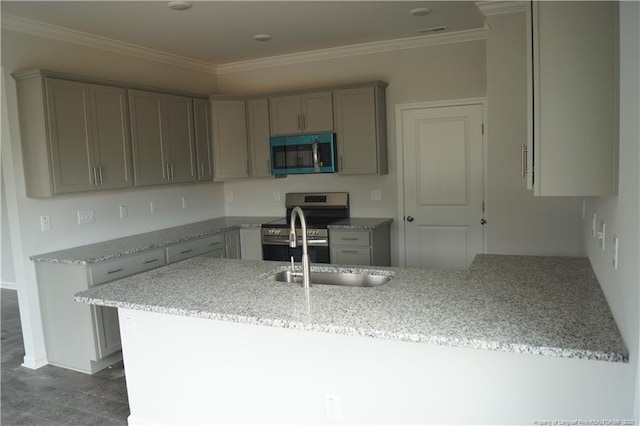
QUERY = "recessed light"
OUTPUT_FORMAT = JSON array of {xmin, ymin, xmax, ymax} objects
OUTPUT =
[
  {"xmin": 410, "ymin": 7, "xmax": 432, "ymax": 17},
  {"xmin": 416, "ymin": 26, "xmax": 448, "ymax": 34},
  {"xmin": 253, "ymin": 34, "xmax": 272, "ymax": 42},
  {"xmin": 167, "ymin": 1, "xmax": 192, "ymax": 11}
]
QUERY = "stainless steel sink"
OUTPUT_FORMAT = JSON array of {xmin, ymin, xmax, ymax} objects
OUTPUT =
[{"xmin": 266, "ymin": 270, "xmax": 391, "ymax": 287}]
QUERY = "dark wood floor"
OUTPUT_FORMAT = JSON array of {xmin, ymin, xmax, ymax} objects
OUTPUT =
[{"xmin": 1, "ymin": 289, "xmax": 130, "ymax": 425}]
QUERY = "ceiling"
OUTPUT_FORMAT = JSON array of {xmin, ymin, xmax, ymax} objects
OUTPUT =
[{"xmin": 1, "ymin": 1, "xmax": 485, "ymax": 66}]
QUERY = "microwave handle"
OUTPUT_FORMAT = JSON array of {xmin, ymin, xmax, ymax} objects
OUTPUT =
[{"xmin": 312, "ymin": 141, "xmax": 321, "ymax": 173}]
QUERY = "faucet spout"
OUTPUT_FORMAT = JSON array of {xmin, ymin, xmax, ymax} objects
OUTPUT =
[{"xmin": 289, "ymin": 206, "xmax": 311, "ymax": 289}]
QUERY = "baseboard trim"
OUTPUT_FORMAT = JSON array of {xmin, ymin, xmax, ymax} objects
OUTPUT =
[
  {"xmin": 22, "ymin": 354, "xmax": 48, "ymax": 370},
  {"xmin": 1, "ymin": 281, "xmax": 17, "ymax": 290}
]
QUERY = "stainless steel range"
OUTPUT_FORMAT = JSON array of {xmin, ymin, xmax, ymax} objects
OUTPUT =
[{"xmin": 261, "ymin": 192, "xmax": 349, "ymax": 263}]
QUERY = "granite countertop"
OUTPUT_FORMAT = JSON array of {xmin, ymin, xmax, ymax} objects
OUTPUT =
[
  {"xmin": 31, "ymin": 217, "xmax": 282, "ymax": 265},
  {"xmin": 75, "ymin": 254, "xmax": 628, "ymax": 363},
  {"xmin": 31, "ymin": 216, "xmax": 393, "ymax": 265}
]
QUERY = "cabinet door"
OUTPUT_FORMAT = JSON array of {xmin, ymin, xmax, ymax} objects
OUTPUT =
[
  {"xmin": 301, "ymin": 91, "xmax": 333, "ymax": 133},
  {"xmin": 247, "ymin": 99, "xmax": 272, "ymax": 177},
  {"xmin": 87, "ymin": 84, "xmax": 132, "ymax": 190},
  {"xmin": 330, "ymin": 246, "xmax": 371, "ymax": 266},
  {"xmin": 193, "ymin": 98, "xmax": 213, "ymax": 181},
  {"xmin": 129, "ymin": 90, "xmax": 168, "ymax": 186},
  {"xmin": 225, "ymin": 229, "xmax": 241, "ymax": 260},
  {"xmin": 532, "ymin": 1, "xmax": 617, "ymax": 196},
  {"xmin": 212, "ymin": 100, "xmax": 249, "ymax": 180},
  {"xmin": 269, "ymin": 95, "xmax": 302, "ymax": 136},
  {"xmin": 240, "ymin": 228, "xmax": 262, "ymax": 260},
  {"xmin": 92, "ymin": 306, "xmax": 121, "ymax": 359},
  {"xmin": 164, "ymin": 95, "xmax": 196, "ymax": 183},
  {"xmin": 45, "ymin": 78, "xmax": 96, "ymax": 193},
  {"xmin": 334, "ymin": 86, "xmax": 381, "ymax": 175}
]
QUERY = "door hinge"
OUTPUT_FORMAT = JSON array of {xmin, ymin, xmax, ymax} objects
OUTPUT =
[{"xmin": 482, "ymin": 201, "xmax": 485, "ymax": 212}]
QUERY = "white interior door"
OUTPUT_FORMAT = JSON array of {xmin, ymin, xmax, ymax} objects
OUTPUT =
[{"xmin": 402, "ymin": 104, "xmax": 484, "ymax": 270}]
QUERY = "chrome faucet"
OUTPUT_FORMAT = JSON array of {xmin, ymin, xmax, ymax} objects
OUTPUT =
[{"xmin": 289, "ymin": 206, "xmax": 311, "ymax": 289}]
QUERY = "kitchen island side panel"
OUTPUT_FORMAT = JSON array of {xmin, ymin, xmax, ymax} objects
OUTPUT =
[{"xmin": 120, "ymin": 308, "xmax": 632, "ymax": 425}]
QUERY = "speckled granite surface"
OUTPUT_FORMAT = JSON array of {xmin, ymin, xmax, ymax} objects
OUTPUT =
[
  {"xmin": 75, "ymin": 254, "xmax": 628, "ymax": 363},
  {"xmin": 328, "ymin": 218, "xmax": 392, "ymax": 230},
  {"xmin": 30, "ymin": 217, "xmax": 282, "ymax": 265}
]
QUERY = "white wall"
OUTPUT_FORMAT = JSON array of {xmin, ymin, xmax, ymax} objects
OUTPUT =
[
  {"xmin": 1, "ymin": 29, "xmax": 225, "ymax": 368},
  {"xmin": 484, "ymin": 11, "xmax": 582, "ymax": 257},
  {"xmin": 581, "ymin": 2, "xmax": 640, "ymax": 420},
  {"xmin": 1, "ymin": 168, "xmax": 16, "ymax": 288},
  {"xmin": 218, "ymin": 40, "xmax": 488, "ymax": 265}
]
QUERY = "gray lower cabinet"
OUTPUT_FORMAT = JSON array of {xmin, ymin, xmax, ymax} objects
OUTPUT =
[
  {"xmin": 129, "ymin": 89, "xmax": 197, "ymax": 186},
  {"xmin": 165, "ymin": 230, "xmax": 240, "ymax": 262},
  {"xmin": 329, "ymin": 225, "xmax": 390, "ymax": 266},
  {"xmin": 240, "ymin": 228, "xmax": 262, "ymax": 260},
  {"xmin": 35, "ymin": 248, "xmax": 166, "ymax": 374},
  {"xmin": 13, "ymin": 71, "xmax": 133, "ymax": 197}
]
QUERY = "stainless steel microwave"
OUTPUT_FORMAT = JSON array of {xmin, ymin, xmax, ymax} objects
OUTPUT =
[{"xmin": 269, "ymin": 133, "xmax": 337, "ymax": 176}]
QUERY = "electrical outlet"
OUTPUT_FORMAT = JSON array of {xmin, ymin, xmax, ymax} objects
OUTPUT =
[
  {"xmin": 77, "ymin": 209, "xmax": 95, "ymax": 225},
  {"xmin": 612, "ymin": 235, "xmax": 619, "ymax": 270},
  {"xmin": 598, "ymin": 220, "xmax": 606, "ymax": 251},
  {"xmin": 150, "ymin": 201, "xmax": 158, "ymax": 214},
  {"xmin": 226, "ymin": 191, "xmax": 234, "ymax": 202},
  {"xmin": 40, "ymin": 215, "xmax": 51, "ymax": 231},
  {"xmin": 371, "ymin": 190, "xmax": 382, "ymax": 201},
  {"xmin": 273, "ymin": 191, "xmax": 281, "ymax": 202},
  {"xmin": 119, "ymin": 204, "xmax": 128, "ymax": 219},
  {"xmin": 325, "ymin": 395, "xmax": 342, "ymax": 420},
  {"xmin": 181, "ymin": 197, "xmax": 189, "ymax": 209}
]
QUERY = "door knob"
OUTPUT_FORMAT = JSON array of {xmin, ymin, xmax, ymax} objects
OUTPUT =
[
  {"xmin": 406, "ymin": 216, "xmax": 414, "ymax": 222},
  {"xmin": 480, "ymin": 219, "xmax": 487, "ymax": 225}
]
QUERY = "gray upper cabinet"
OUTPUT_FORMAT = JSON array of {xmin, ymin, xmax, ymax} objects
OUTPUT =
[
  {"xmin": 246, "ymin": 98, "xmax": 272, "ymax": 178},
  {"xmin": 269, "ymin": 91, "xmax": 333, "ymax": 136},
  {"xmin": 333, "ymin": 83, "xmax": 388, "ymax": 175},
  {"xmin": 211, "ymin": 97, "xmax": 272, "ymax": 180},
  {"xmin": 129, "ymin": 89, "xmax": 196, "ymax": 187},
  {"xmin": 13, "ymin": 70, "xmax": 132, "ymax": 197},
  {"xmin": 193, "ymin": 98, "xmax": 213, "ymax": 181},
  {"xmin": 211, "ymin": 99, "xmax": 249, "ymax": 180},
  {"xmin": 526, "ymin": 1, "xmax": 618, "ymax": 196}
]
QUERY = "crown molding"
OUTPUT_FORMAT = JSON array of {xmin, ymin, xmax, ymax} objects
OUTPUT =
[
  {"xmin": 1, "ymin": 14, "xmax": 218, "ymax": 75},
  {"xmin": 216, "ymin": 28, "xmax": 487, "ymax": 75},
  {"xmin": 475, "ymin": 1, "xmax": 528, "ymax": 18}
]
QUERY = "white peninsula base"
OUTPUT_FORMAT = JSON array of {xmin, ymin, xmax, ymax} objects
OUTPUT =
[{"xmin": 118, "ymin": 308, "xmax": 631, "ymax": 425}]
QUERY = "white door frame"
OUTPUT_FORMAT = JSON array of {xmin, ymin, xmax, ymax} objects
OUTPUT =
[{"xmin": 395, "ymin": 97, "xmax": 488, "ymax": 267}]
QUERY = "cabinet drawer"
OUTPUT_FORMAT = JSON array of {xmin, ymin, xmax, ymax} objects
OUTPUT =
[
  {"xmin": 329, "ymin": 230, "xmax": 370, "ymax": 247},
  {"xmin": 330, "ymin": 246, "xmax": 371, "ymax": 266},
  {"xmin": 89, "ymin": 248, "xmax": 166, "ymax": 286},
  {"xmin": 166, "ymin": 234, "xmax": 226, "ymax": 263}
]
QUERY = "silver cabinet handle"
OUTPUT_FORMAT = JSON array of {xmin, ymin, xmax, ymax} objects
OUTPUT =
[
  {"xmin": 521, "ymin": 144, "xmax": 528, "ymax": 178},
  {"xmin": 340, "ymin": 237, "xmax": 358, "ymax": 241},
  {"xmin": 165, "ymin": 164, "xmax": 170, "ymax": 181},
  {"xmin": 297, "ymin": 115, "xmax": 301, "ymax": 130},
  {"xmin": 143, "ymin": 258, "xmax": 159, "ymax": 265},
  {"xmin": 98, "ymin": 166, "xmax": 103, "ymax": 186},
  {"xmin": 200, "ymin": 161, "xmax": 204, "ymax": 178},
  {"xmin": 301, "ymin": 114, "xmax": 306, "ymax": 130},
  {"xmin": 209, "ymin": 241, "xmax": 223, "ymax": 246},
  {"xmin": 106, "ymin": 268, "xmax": 124, "ymax": 275},
  {"xmin": 340, "ymin": 250, "xmax": 359, "ymax": 254},
  {"xmin": 180, "ymin": 249, "xmax": 193, "ymax": 255},
  {"xmin": 170, "ymin": 163, "xmax": 174, "ymax": 181},
  {"xmin": 92, "ymin": 166, "xmax": 98, "ymax": 186}
]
